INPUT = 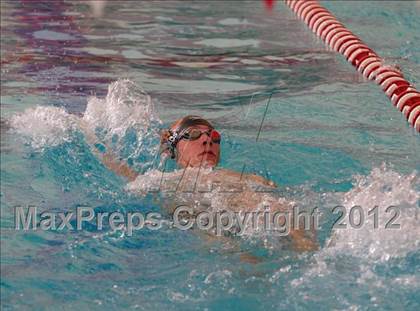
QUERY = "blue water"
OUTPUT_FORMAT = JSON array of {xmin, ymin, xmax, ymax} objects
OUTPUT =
[{"xmin": 1, "ymin": 1, "xmax": 419, "ymax": 310}]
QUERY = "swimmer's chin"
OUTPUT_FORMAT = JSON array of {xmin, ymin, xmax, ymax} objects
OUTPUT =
[
  {"xmin": 187, "ymin": 158, "xmax": 217, "ymax": 168},
  {"xmin": 194, "ymin": 162, "xmax": 217, "ymax": 168}
]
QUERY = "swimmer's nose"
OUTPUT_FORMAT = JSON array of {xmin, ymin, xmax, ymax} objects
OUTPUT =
[
  {"xmin": 202, "ymin": 135, "xmax": 212, "ymax": 146},
  {"xmin": 202, "ymin": 139, "xmax": 212, "ymax": 146}
]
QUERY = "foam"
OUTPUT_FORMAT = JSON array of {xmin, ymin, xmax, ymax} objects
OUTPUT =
[
  {"xmin": 82, "ymin": 79, "xmax": 161, "ymax": 172},
  {"xmin": 83, "ymin": 79, "xmax": 160, "ymax": 139},
  {"xmin": 325, "ymin": 165, "xmax": 419, "ymax": 262},
  {"xmin": 11, "ymin": 79, "xmax": 161, "ymax": 173},
  {"xmin": 10, "ymin": 105, "xmax": 78, "ymax": 150},
  {"xmin": 288, "ymin": 165, "xmax": 420, "ymax": 291}
]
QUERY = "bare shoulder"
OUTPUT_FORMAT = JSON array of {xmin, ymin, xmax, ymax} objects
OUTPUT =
[{"xmin": 245, "ymin": 173, "xmax": 277, "ymax": 187}]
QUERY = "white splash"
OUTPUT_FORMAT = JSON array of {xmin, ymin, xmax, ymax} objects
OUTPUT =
[
  {"xmin": 326, "ymin": 165, "xmax": 419, "ymax": 262},
  {"xmin": 287, "ymin": 165, "xmax": 420, "ymax": 296},
  {"xmin": 11, "ymin": 79, "xmax": 161, "ymax": 168},
  {"xmin": 83, "ymin": 79, "xmax": 160, "ymax": 140},
  {"xmin": 10, "ymin": 106, "xmax": 78, "ymax": 149}
]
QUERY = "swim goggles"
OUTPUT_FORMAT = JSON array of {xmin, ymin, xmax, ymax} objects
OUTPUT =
[{"xmin": 180, "ymin": 128, "xmax": 221, "ymax": 144}]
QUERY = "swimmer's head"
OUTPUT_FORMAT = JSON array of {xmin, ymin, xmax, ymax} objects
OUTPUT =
[{"xmin": 160, "ymin": 115, "xmax": 221, "ymax": 168}]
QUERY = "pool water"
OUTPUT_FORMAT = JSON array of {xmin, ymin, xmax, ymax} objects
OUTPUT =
[{"xmin": 1, "ymin": 1, "xmax": 419, "ymax": 310}]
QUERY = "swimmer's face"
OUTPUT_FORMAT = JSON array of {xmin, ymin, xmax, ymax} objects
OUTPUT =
[{"xmin": 176, "ymin": 124, "xmax": 220, "ymax": 168}]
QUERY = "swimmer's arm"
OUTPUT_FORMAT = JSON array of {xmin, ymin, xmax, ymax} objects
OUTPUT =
[
  {"xmin": 78, "ymin": 119, "xmax": 139, "ymax": 182},
  {"xmin": 273, "ymin": 200, "xmax": 318, "ymax": 252},
  {"xmin": 101, "ymin": 153, "xmax": 139, "ymax": 182},
  {"xmin": 198, "ymin": 231, "xmax": 262, "ymax": 264},
  {"xmin": 246, "ymin": 173, "xmax": 276, "ymax": 187}
]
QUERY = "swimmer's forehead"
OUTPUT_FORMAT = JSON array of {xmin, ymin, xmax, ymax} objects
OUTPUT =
[{"xmin": 171, "ymin": 116, "xmax": 214, "ymax": 132}]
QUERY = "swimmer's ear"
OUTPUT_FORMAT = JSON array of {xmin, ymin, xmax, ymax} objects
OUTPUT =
[
  {"xmin": 160, "ymin": 129, "xmax": 171, "ymax": 144},
  {"xmin": 160, "ymin": 129, "xmax": 176, "ymax": 159}
]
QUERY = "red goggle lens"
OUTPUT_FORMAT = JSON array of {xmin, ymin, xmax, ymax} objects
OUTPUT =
[
  {"xmin": 210, "ymin": 130, "xmax": 221, "ymax": 143},
  {"xmin": 182, "ymin": 129, "xmax": 221, "ymax": 144}
]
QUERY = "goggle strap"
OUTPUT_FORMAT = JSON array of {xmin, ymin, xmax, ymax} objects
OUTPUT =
[{"xmin": 175, "ymin": 117, "xmax": 214, "ymax": 134}]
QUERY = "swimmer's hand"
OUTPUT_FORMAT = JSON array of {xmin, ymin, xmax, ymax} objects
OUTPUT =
[
  {"xmin": 239, "ymin": 252, "xmax": 263, "ymax": 264},
  {"xmin": 289, "ymin": 228, "xmax": 319, "ymax": 252}
]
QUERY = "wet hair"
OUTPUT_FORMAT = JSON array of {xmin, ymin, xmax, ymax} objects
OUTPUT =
[{"xmin": 160, "ymin": 115, "xmax": 214, "ymax": 159}]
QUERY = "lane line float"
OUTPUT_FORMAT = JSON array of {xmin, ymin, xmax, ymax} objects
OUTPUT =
[{"xmin": 282, "ymin": 0, "xmax": 420, "ymax": 132}]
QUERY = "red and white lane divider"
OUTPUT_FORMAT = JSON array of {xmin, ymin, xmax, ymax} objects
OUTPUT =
[{"xmin": 283, "ymin": 0, "xmax": 420, "ymax": 132}]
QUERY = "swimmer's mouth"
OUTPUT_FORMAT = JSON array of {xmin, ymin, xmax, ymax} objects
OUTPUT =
[{"xmin": 198, "ymin": 151, "xmax": 216, "ymax": 157}]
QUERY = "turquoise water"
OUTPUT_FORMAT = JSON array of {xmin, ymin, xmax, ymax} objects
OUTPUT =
[{"xmin": 1, "ymin": 1, "xmax": 419, "ymax": 310}]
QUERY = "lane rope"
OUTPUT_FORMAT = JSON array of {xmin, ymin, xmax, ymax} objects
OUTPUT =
[{"xmin": 283, "ymin": 0, "xmax": 420, "ymax": 132}]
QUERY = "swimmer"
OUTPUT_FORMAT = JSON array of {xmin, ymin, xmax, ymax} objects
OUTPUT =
[{"xmin": 88, "ymin": 115, "xmax": 318, "ymax": 253}]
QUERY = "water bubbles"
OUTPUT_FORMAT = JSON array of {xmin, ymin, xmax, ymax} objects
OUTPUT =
[
  {"xmin": 10, "ymin": 105, "xmax": 79, "ymax": 150},
  {"xmin": 203, "ymin": 269, "xmax": 232, "ymax": 286},
  {"xmin": 83, "ymin": 79, "xmax": 162, "ymax": 173},
  {"xmin": 328, "ymin": 166, "xmax": 419, "ymax": 262},
  {"xmin": 11, "ymin": 79, "xmax": 162, "ymax": 175}
]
